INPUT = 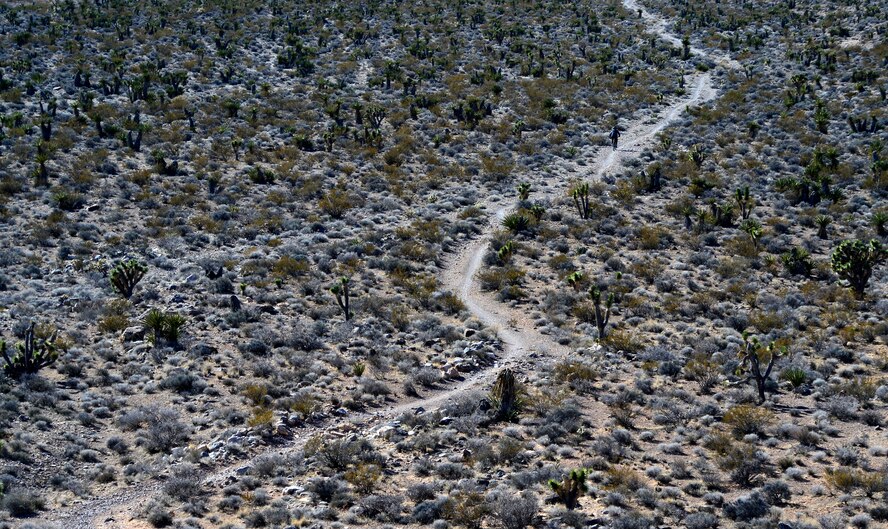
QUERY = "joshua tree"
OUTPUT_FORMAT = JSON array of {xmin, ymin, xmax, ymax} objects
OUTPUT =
[
  {"xmin": 110, "ymin": 259, "xmax": 148, "ymax": 299},
  {"xmin": 740, "ymin": 219, "xmax": 763, "ymax": 248},
  {"xmin": 549, "ymin": 469, "xmax": 589, "ymax": 509},
  {"xmin": 566, "ymin": 271, "xmax": 584, "ymax": 291},
  {"xmin": 517, "ymin": 182, "xmax": 531, "ymax": 201},
  {"xmin": 815, "ymin": 214, "xmax": 831, "ymax": 239},
  {"xmin": 1, "ymin": 323, "xmax": 58, "ymax": 379},
  {"xmin": 687, "ymin": 144, "xmax": 706, "ymax": 168},
  {"xmin": 496, "ymin": 241, "xmax": 514, "ymax": 264},
  {"xmin": 644, "ymin": 164, "xmax": 662, "ymax": 192},
  {"xmin": 331, "ymin": 276, "xmax": 352, "ymax": 321},
  {"xmin": 589, "ymin": 285, "xmax": 614, "ymax": 339},
  {"xmin": 733, "ymin": 332, "xmax": 784, "ymax": 404},
  {"xmin": 813, "ymin": 99, "xmax": 829, "ymax": 133},
  {"xmin": 735, "ymin": 186, "xmax": 754, "ymax": 219},
  {"xmin": 529, "ymin": 204, "xmax": 546, "ymax": 222},
  {"xmin": 489, "ymin": 368, "xmax": 522, "ymax": 422},
  {"xmin": 831, "ymin": 239, "xmax": 886, "ymax": 298},
  {"xmin": 571, "ymin": 182, "xmax": 591, "ymax": 219}
]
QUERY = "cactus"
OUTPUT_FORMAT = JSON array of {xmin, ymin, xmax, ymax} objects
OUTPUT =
[
  {"xmin": 831, "ymin": 239, "xmax": 886, "ymax": 298},
  {"xmin": 733, "ymin": 332, "xmax": 784, "ymax": 404},
  {"xmin": 489, "ymin": 368, "xmax": 522, "ymax": 422},
  {"xmin": 589, "ymin": 285, "xmax": 614, "ymax": 339},
  {"xmin": 110, "ymin": 259, "xmax": 148, "ymax": 299},
  {"xmin": 331, "ymin": 276, "xmax": 352, "ymax": 321},
  {"xmin": 1, "ymin": 323, "xmax": 59, "ymax": 379},
  {"xmin": 549, "ymin": 468, "xmax": 589, "ymax": 509},
  {"xmin": 571, "ymin": 182, "xmax": 591, "ymax": 219}
]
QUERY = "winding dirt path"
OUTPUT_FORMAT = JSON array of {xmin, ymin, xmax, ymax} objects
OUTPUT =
[{"xmin": 33, "ymin": 3, "xmax": 737, "ymax": 528}]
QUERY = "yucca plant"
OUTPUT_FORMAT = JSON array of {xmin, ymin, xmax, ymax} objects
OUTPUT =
[
  {"xmin": 502, "ymin": 213, "xmax": 530, "ymax": 233},
  {"xmin": 815, "ymin": 214, "xmax": 831, "ymax": 239}
]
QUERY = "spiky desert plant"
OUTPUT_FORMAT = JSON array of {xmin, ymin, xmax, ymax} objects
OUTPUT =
[
  {"xmin": 502, "ymin": 213, "xmax": 530, "ymax": 233},
  {"xmin": 529, "ymin": 204, "xmax": 546, "ymax": 222},
  {"xmin": 110, "ymin": 259, "xmax": 148, "ymax": 299},
  {"xmin": 571, "ymin": 182, "xmax": 591, "ymax": 219},
  {"xmin": 549, "ymin": 468, "xmax": 589, "ymax": 509},
  {"xmin": 740, "ymin": 219, "xmax": 763, "ymax": 248},
  {"xmin": 144, "ymin": 309, "xmax": 186, "ymax": 346},
  {"xmin": 735, "ymin": 186, "xmax": 754, "ymax": 219},
  {"xmin": 815, "ymin": 214, "xmax": 831, "ymax": 239},
  {"xmin": 781, "ymin": 247, "xmax": 813, "ymax": 277},
  {"xmin": 516, "ymin": 182, "xmax": 531, "ymax": 201},
  {"xmin": 872, "ymin": 211, "xmax": 887, "ymax": 237},
  {"xmin": 831, "ymin": 239, "xmax": 886, "ymax": 298},
  {"xmin": 1, "ymin": 323, "xmax": 58, "ymax": 379},
  {"xmin": 566, "ymin": 271, "xmax": 585, "ymax": 291},
  {"xmin": 330, "ymin": 276, "xmax": 352, "ymax": 321},
  {"xmin": 733, "ymin": 332, "xmax": 784, "ymax": 404},
  {"xmin": 589, "ymin": 285, "xmax": 614, "ymax": 339},
  {"xmin": 489, "ymin": 368, "xmax": 522, "ymax": 422},
  {"xmin": 687, "ymin": 144, "xmax": 706, "ymax": 168},
  {"xmin": 496, "ymin": 240, "xmax": 514, "ymax": 264}
]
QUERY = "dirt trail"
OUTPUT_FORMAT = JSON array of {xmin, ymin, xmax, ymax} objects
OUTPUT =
[{"xmin": 33, "ymin": 3, "xmax": 737, "ymax": 528}]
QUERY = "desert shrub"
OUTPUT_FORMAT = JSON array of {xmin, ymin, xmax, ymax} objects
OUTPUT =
[
  {"xmin": 492, "ymin": 490, "xmax": 538, "ymax": 529},
  {"xmin": 723, "ymin": 404, "xmax": 773, "ymax": 437},
  {"xmin": 600, "ymin": 328, "xmax": 644, "ymax": 353},
  {"xmin": 144, "ymin": 499, "xmax": 173, "ymax": 527},
  {"xmin": 825, "ymin": 468, "xmax": 886, "ymax": 494},
  {"xmin": 360, "ymin": 494, "xmax": 403, "ymax": 523},
  {"xmin": 307, "ymin": 477, "xmax": 350, "ymax": 505},
  {"xmin": 164, "ymin": 465, "xmax": 202, "ymax": 501},
  {"xmin": 344, "ymin": 463, "xmax": 381, "ymax": 494},
  {"xmin": 443, "ymin": 490, "xmax": 489, "ymax": 529},
  {"xmin": 412, "ymin": 497, "xmax": 447, "ymax": 524},
  {"xmin": 138, "ymin": 408, "xmax": 190, "ymax": 453},
  {"xmin": 319, "ymin": 187, "xmax": 355, "ymax": 218},
  {"xmin": 685, "ymin": 512, "xmax": 718, "ymax": 529},
  {"xmin": 723, "ymin": 491, "xmax": 770, "ymax": 521},
  {"xmin": 760, "ymin": 480, "xmax": 791, "ymax": 505},
  {"xmin": 1, "ymin": 488, "xmax": 44, "ymax": 517},
  {"xmin": 718, "ymin": 443, "xmax": 768, "ymax": 487}
]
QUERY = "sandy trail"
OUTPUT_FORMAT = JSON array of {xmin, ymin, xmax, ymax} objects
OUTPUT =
[{"xmin": 35, "ymin": 2, "xmax": 737, "ymax": 528}]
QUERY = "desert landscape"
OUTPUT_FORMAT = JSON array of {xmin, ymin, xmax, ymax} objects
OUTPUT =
[{"xmin": 0, "ymin": 0, "xmax": 886, "ymax": 528}]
